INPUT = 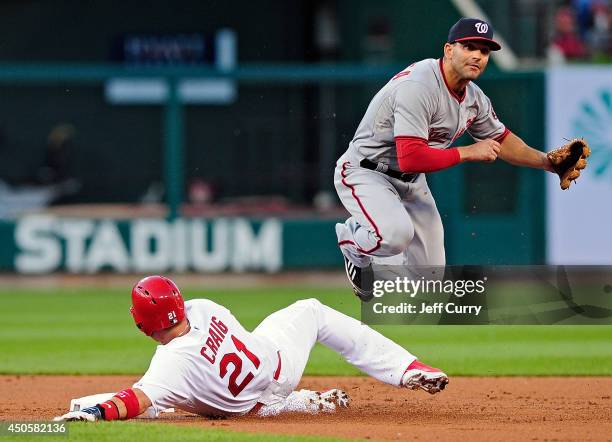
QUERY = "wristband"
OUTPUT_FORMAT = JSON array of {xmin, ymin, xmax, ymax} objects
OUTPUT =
[
  {"xmin": 99, "ymin": 400, "xmax": 120, "ymax": 420},
  {"xmin": 114, "ymin": 389, "xmax": 140, "ymax": 419}
]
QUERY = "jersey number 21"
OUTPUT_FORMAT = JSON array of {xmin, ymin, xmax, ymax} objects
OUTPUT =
[{"xmin": 219, "ymin": 335, "xmax": 261, "ymax": 397}]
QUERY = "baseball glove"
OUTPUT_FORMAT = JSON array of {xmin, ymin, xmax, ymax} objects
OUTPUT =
[{"xmin": 547, "ymin": 138, "xmax": 590, "ymax": 190}]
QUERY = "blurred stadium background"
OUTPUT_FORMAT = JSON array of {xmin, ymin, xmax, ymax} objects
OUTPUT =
[{"xmin": 0, "ymin": 0, "xmax": 609, "ymax": 274}]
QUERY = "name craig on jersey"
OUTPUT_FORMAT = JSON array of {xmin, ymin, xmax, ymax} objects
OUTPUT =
[{"xmin": 199, "ymin": 316, "xmax": 229, "ymax": 363}]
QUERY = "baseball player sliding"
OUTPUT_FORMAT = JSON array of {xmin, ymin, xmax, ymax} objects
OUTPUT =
[
  {"xmin": 54, "ymin": 275, "xmax": 448, "ymax": 422},
  {"xmin": 336, "ymin": 18, "xmax": 589, "ymax": 300}
]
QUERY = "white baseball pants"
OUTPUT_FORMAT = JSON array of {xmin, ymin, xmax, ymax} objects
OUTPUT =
[{"xmin": 252, "ymin": 298, "xmax": 416, "ymax": 391}]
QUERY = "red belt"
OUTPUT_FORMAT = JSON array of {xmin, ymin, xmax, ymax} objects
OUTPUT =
[{"xmin": 249, "ymin": 351, "xmax": 281, "ymax": 415}]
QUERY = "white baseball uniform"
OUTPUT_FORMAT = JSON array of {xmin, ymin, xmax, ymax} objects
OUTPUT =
[
  {"xmin": 134, "ymin": 298, "xmax": 416, "ymax": 416},
  {"xmin": 335, "ymin": 58, "xmax": 508, "ymax": 267}
]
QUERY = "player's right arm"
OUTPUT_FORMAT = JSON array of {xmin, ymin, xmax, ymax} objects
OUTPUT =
[
  {"xmin": 393, "ymin": 81, "xmax": 462, "ymax": 173},
  {"xmin": 54, "ymin": 388, "xmax": 152, "ymax": 422},
  {"xmin": 396, "ymin": 137, "xmax": 500, "ymax": 172},
  {"xmin": 457, "ymin": 139, "xmax": 501, "ymax": 162},
  {"xmin": 105, "ymin": 388, "xmax": 152, "ymax": 419},
  {"xmin": 392, "ymin": 81, "xmax": 502, "ymax": 171}
]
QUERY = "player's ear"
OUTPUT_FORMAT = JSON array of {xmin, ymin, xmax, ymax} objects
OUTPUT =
[{"xmin": 443, "ymin": 43, "xmax": 454, "ymax": 59}]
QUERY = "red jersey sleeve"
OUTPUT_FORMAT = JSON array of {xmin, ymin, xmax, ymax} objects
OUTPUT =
[{"xmin": 396, "ymin": 136, "xmax": 460, "ymax": 173}]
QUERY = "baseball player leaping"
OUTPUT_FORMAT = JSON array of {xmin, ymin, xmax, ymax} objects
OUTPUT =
[
  {"xmin": 336, "ymin": 18, "xmax": 558, "ymax": 300},
  {"xmin": 54, "ymin": 275, "xmax": 447, "ymax": 422}
]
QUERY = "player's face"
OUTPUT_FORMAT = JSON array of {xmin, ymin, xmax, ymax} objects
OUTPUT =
[{"xmin": 448, "ymin": 41, "xmax": 491, "ymax": 80}]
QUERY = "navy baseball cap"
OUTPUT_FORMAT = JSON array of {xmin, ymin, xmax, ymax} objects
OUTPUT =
[{"xmin": 447, "ymin": 18, "xmax": 501, "ymax": 51}]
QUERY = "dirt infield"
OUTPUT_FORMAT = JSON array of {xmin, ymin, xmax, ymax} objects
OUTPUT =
[{"xmin": 1, "ymin": 376, "xmax": 611, "ymax": 441}]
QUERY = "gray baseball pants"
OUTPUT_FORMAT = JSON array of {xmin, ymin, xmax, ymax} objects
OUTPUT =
[{"xmin": 334, "ymin": 157, "xmax": 446, "ymax": 267}]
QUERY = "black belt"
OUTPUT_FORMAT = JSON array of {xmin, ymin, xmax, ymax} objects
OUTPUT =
[{"xmin": 360, "ymin": 159, "xmax": 420, "ymax": 183}]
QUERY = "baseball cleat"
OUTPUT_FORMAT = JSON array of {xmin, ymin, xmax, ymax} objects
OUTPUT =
[
  {"xmin": 254, "ymin": 389, "xmax": 350, "ymax": 416},
  {"xmin": 308, "ymin": 389, "xmax": 350, "ymax": 411},
  {"xmin": 343, "ymin": 257, "xmax": 374, "ymax": 302},
  {"xmin": 401, "ymin": 360, "xmax": 449, "ymax": 394}
]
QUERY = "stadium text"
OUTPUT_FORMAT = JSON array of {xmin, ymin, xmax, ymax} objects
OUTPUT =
[{"xmin": 14, "ymin": 216, "xmax": 282, "ymax": 273}]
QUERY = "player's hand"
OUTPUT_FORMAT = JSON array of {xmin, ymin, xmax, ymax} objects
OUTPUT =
[
  {"xmin": 53, "ymin": 405, "xmax": 102, "ymax": 422},
  {"xmin": 459, "ymin": 139, "xmax": 501, "ymax": 162},
  {"xmin": 53, "ymin": 411, "xmax": 97, "ymax": 422}
]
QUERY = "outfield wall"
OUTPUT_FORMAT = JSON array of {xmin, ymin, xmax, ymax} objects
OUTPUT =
[{"xmin": 0, "ymin": 217, "xmax": 342, "ymax": 273}]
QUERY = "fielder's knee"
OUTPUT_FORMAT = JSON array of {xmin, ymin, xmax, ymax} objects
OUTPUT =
[{"xmin": 380, "ymin": 222, "xmax": 414, "ymax": 255}]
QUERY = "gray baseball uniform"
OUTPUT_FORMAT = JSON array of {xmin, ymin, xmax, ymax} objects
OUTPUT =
[{"xmin": 335, "ymin": 58, "xmax": 508, "ymax": 267}]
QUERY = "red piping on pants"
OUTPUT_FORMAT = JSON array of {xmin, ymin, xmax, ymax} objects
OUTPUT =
[{"xmin": 339, "ymin": 161, "xmax": 383, "ymax": 254}]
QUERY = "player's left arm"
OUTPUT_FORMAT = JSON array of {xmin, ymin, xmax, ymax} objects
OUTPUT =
[
  {"xmin": 54, "ymin": 388, "xmax": 152, "ymax": 422},
  {"xmin": 498, "ymin": 131, "xmax": 554, "ymax": 172},
  {"xmin": 468, "ymin": 90, "xmax": 553, "ymax": 172}
]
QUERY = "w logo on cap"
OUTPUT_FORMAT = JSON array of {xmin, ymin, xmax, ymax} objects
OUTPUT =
[
  {"xmin": 475, "ymin": 22, "xmax": 489, "ymax": 33},
  {"xmin": 448, "ymin": 18, "xmax": 501, "ymax": 50}
]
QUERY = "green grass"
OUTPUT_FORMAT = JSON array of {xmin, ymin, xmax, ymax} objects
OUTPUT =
[
  {"xmin": 1, "ymin": 287, "xmax": 612, "ymax": 375},
  {"xmin": 0, "ymin": 421, "xmax": 357, "ymax": 442}
]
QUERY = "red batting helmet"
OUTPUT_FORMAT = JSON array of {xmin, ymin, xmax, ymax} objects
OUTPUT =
[{"xmin": 130, "ymin": 275, "xmax": 185, "ymax": 336}]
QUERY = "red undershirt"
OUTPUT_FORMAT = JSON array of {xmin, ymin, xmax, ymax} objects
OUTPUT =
[{"xmin": 396, "ymin": 136, "xmax": 461, "ymax": 173}]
